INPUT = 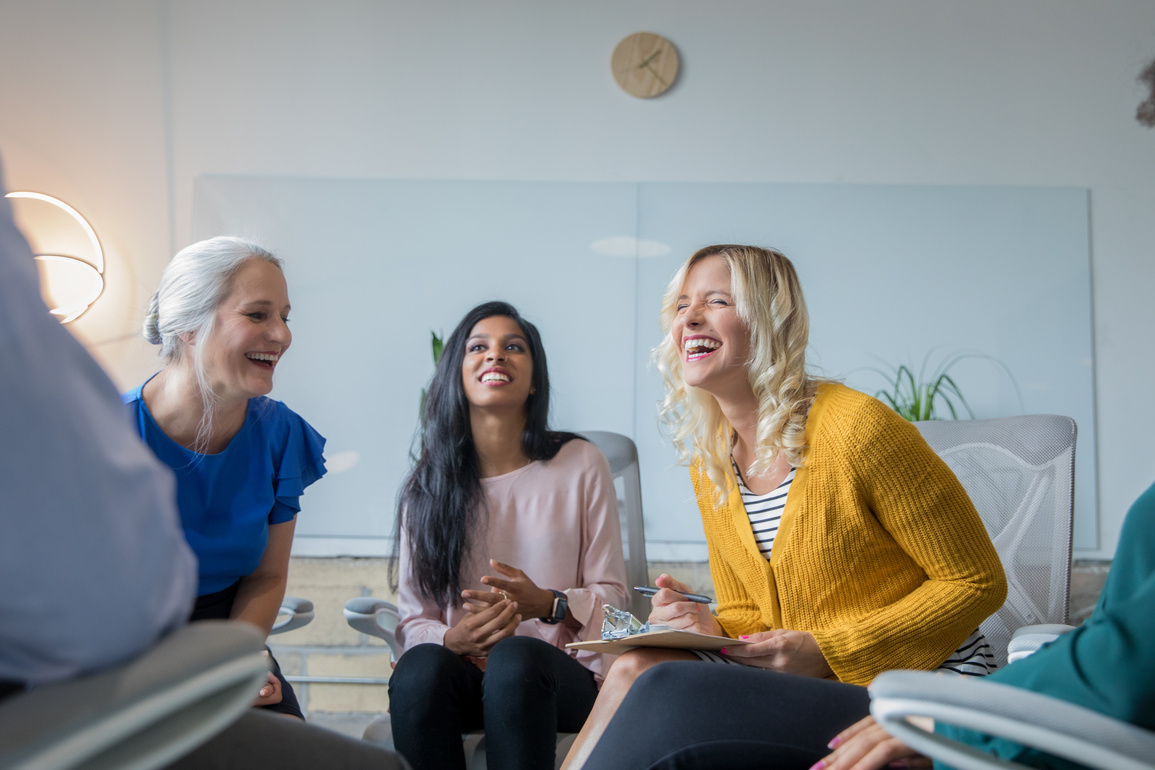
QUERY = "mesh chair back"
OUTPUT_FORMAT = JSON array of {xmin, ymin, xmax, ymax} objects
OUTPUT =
[
  {"xmin": 583, "ymin": 431, "xmax": 650, "ymax": 619},
  {"xmin": 915, "ymin": 415, "xmax": 1076, "ymax": 667}
]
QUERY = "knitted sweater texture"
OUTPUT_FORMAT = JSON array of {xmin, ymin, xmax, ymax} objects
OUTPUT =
[{"xmin": 692, "ymin": 383, "xmax": 1007, "ymax": 686}]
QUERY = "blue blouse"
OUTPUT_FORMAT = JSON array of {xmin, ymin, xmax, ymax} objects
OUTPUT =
[{"xmin": 123, "ymin": 382, "xmax": 326, "ymax": 596}]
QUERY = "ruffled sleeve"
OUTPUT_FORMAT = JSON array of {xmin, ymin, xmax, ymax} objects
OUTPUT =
[{"xmin": 270, "ymin": 406, "xmax": 327, "ymax": 525}]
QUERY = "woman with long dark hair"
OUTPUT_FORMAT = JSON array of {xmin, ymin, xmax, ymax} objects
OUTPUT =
[{"xmin": 388, "ymin": 301, "xmax": 628, "ymax": 770}]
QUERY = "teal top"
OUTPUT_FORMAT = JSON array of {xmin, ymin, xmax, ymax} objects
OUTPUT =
[
  {"xmin": 124, "ymin": 381, "xmax": 326, "ymax": 596},
  {"xmin": 935, "ymin": 480, "xmax": 1155, "ymax": 769}
]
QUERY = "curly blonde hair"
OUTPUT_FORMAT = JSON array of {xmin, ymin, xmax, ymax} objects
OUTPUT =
[{"xmin": 655, "ymin": 245, "xmax": 822, "ymax": 498}]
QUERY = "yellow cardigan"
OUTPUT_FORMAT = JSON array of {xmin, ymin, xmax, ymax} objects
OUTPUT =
[{"xmin": 692, "ymin": 383, "xmax": 1007, "ymax": 686}]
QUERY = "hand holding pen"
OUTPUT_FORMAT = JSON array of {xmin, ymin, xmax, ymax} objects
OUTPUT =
[{"xmin": 643, "ymin": 573, "xmax": 723, "ymax": 637}]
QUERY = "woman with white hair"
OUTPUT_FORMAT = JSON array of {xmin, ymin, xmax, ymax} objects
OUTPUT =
[
  {"xmin": 563, "ymin": 244, "xmax": 1007, "ymax": 769},
  {"xmin": 124, "ymin": 236, "xmax": 324, "ymax": 719}
]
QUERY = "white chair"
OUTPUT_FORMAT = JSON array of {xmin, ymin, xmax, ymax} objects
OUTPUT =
[
  {"xmin": 870, "ymin": 669, "xmax": 1155, "ymax": 770},
  {"xmin": 345, "ymin": 430, "xmax": 647, "ymax": 770},
  {"xmin": 581, "ymin": 430, "xmax": 650, "ymax": 619},
  {"xmin": 914, "ymin": 414, "xmax": 1076, "ymax": 667},
  {"xmin": 865, "ymin": 417, "xmax": 1155, "ymax": 770},
  {"xmin": 271, "ymin": 596, "xmax": 314, "ymax": 635},
  {"xmin": 869, "ymin": 615, "xmax": 1152, "ymax": 770},
  {"xmin": 0, "ymin": 621, "xmax": 268, "ymax": 770}
]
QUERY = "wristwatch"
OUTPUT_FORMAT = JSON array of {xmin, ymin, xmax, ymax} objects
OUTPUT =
[{"xmin": 540, "ymin": 589, "xmax": 568, "ymax": 624}]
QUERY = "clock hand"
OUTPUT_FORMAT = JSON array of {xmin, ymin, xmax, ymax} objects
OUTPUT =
[
  {"xmin": 637, "ymin": 49, "xmax": 663, "ymax": 69},
  {"xmin": 643, "ymin": 60, "xmax": 669, "ymax": 87}
]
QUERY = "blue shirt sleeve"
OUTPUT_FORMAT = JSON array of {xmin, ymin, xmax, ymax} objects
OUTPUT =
[{"xmin": 269, "ymin": 405, "xmax": 327, "ymax": 525}]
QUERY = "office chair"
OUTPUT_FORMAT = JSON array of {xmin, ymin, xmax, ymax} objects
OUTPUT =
[
  {"xmin": 914, "ymin": 414, "xmax": 1076, "ymax": 666},
  {"xmin": 861, "ymin": 415, "xmax": 1151, "ymax": 770},
  {"xmin": 870, "ymin": 668, "xmax": 1155, "ymax": 770},
  {"xmin": 580, "ymin": 430, "xmax": 650, "ymax": 619},
  {"xmin": 271, "ymin": 596, "xmax": 315, "ymax": 635},
  {"xmin": 0, "ymin": 621, "xmax": 268, "ymax": 770}
]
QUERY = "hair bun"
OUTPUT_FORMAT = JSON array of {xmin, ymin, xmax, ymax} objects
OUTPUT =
[{"xmin": 142, "ymin": 292, "xmax": 163, "ymax": 345}]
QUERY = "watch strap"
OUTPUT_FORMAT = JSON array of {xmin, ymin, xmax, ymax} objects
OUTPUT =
[{"xmin": 541, "ymin": 589, "xmax": 567, "ymax": 624}]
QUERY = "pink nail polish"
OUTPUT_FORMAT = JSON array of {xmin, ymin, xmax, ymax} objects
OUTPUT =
[
  {"xmin": 827, "ymin": 735, "xmax": 841, "ymax": 749},
  {"xmin": 808, "ymin": 761, "xmax": 826, "ymax": 770},
  {"xmin": 720, "ymin": 647, "xmax": 728, "ymax": 655},
  {"xmin": 739, "ymin": 635, "xmax": 749, "ymax": 640}
]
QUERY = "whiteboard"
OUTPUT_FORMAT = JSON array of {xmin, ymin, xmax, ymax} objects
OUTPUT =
[{"xmin": 192, "ymin": 177, "xmax": 1096, "ymax": 553}]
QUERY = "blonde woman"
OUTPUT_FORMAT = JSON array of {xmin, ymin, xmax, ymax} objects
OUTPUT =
[{"xmin": 563, "ymin": 245, "xmax": 1007, "ymax": 769}]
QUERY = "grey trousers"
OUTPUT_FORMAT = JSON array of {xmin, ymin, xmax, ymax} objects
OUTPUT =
[{"xmin": 165, "ymin": 710, "xmax": 409, "ymax": 770}]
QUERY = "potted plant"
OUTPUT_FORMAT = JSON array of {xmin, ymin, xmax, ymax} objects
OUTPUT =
[{"xmin": 862, "ymin": 349, "xmax": 1023, "ymax": 422}]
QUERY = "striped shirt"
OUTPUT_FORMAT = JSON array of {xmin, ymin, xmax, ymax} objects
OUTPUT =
[
  {"xmin": 938, "ymin": 628, "xmax": 996, "ymax": 676},
  {"xmin": 733, "ymin": 461, "xmax": 795, "ymax": 559}
]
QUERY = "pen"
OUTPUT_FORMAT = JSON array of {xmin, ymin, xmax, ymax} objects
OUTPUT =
[{"xmin": 633, "ymin": 585, "xmax": 713, "ymax": 604}]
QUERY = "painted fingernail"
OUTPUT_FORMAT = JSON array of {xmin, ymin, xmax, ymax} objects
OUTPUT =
[
  {"xmin": 739, "ymin": 635, "xmax": 749, "ymax": 640},
  {"xmin": 808, "ymin": 761, "xmax": 826, "ymax": 770},
  {"xmin": 720, "ymin": 647, "xmax": 728, "ymax": 655},
  {"xmin": 827, "ymin": 736, "xmax": 841, "ymax": 749}
]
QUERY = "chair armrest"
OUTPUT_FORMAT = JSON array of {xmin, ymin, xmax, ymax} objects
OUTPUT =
[
  {"xmin": 0, "ymin": 621, "xmax": 267, "ymax": 770},
  {"xmin": 344, "ymin": 597, "xmax": 404, "ymax": 661},
  {"xmin": 869, "ymin": 670, "xmax": 1155, "ymax": 770},
  {"xmin": 1007, "ymin": 623, "xmax": 1076, "ymax": 663},
  {"xmin": 1011, "ymin": 624, "xmax": 1077, "ymax": 638},
  {"xmin": 271, "ymin": 596, "xmax": 315, "ymax": 635}
]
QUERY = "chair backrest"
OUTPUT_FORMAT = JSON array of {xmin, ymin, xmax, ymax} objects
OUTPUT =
[
  {"xmin": 0, "ymin": 622, "xmax": 267, "ymax": 770},
  {"xmin": 582, "ymin": 431, "xmax": 650, "ymax": 620},
  {"xmin": 914, "ymin": 415, "xmax": 1076, "ymax": 667}
]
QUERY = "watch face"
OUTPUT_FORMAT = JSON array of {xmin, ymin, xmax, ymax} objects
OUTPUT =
[{"xmin": 546, "ymin": 589, "xmax": 567, "ymax": 623}]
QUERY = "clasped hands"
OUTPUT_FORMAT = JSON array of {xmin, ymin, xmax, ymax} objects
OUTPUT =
[
  {"xmin": 252, "ymin": 650, "xmax": 283, "ymax": 708},
  {"xmin": 444, "ymin": 558, "xmax": 553, "ymax": 657},
  {"xmin": 647, "ymin": 573, "xmax": 833, "ymax": 678}
]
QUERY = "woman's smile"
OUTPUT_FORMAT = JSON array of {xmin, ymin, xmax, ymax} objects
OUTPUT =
[
  {"xmin": 480, "ymin": 367, "xmax": 512, "ymax": 385},
  {"xmin": 683, "ymin": 334, "xmax": 722, "ymax": 362},
  {"xmin": 245, "ymin": 351, "xmax": 281, "ymax": 370}
]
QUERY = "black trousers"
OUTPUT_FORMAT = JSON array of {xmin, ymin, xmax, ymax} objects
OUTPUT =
[
  {"xmin": 189, "ymin": 582, "xmax": 303, "ymax": 719},
  {"xmin": 388, "ymin": 636, "xmax": 600, "ymax": 770},
  {"xmin": 584, "ymin": 661, "xmax": 872, "ymax": 770},
  {"xmin": 0, "ymin": 679, "xmax": 24, "ymax": 700}
]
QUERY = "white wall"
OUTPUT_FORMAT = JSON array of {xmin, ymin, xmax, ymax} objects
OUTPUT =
[{"xmin": 2, "ymin": 0, "xmax": 1153, "ymax": 558}]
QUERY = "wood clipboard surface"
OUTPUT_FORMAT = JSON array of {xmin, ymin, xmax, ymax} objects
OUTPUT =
[{"xmin": 566, "ymin": 629, "xmax": 750, "ymax": 655}]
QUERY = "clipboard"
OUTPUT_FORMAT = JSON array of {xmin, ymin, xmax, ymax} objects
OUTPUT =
[{"xmin": 566, "ymin": 629, "xmax": 750, "ymax": 655}]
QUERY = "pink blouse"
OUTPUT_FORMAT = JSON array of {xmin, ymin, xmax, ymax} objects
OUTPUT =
[{"xmin": 397, "ymin": 438, "xmax": 628, "ymax": 682}]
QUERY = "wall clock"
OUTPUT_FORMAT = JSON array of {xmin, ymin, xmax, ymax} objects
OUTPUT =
[{"xmin": 611, "ymin": 32, "xmax": 679, "ymax": 98}]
